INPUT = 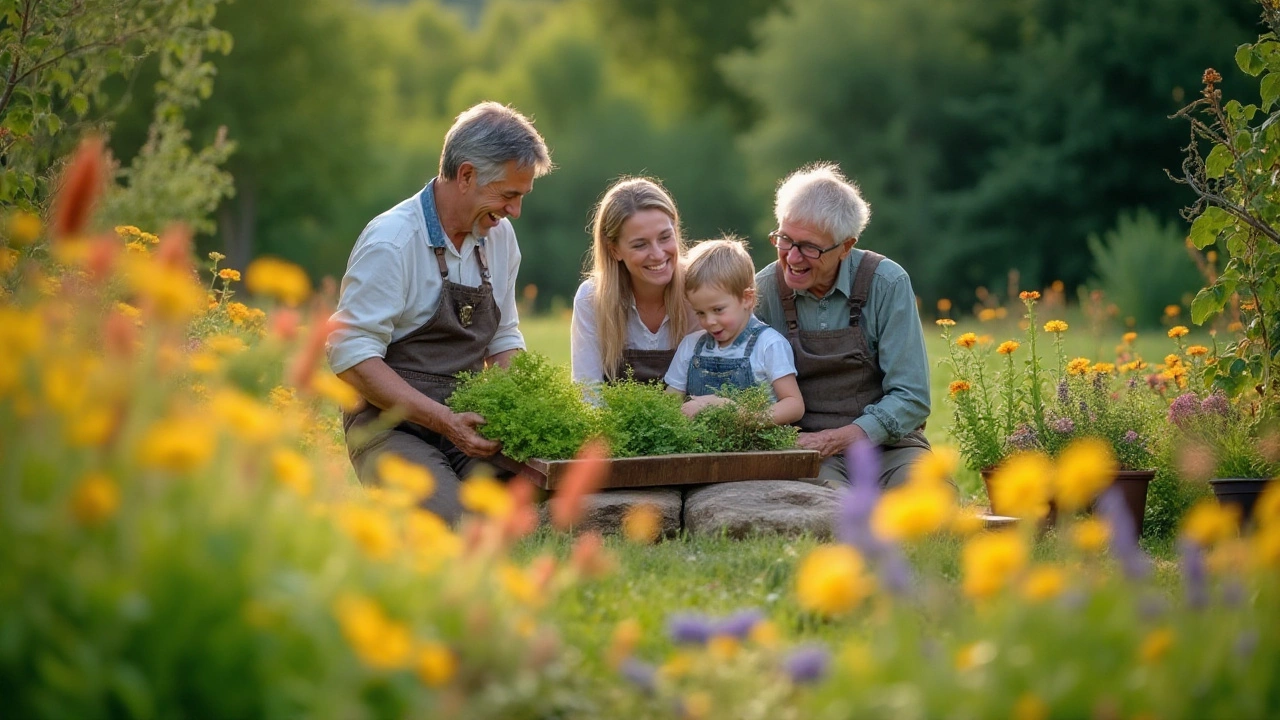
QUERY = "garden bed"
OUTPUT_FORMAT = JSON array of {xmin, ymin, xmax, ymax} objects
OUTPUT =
[{"xmin": 495, "ymin": 449, "xmax": 821, "ymax": 490}]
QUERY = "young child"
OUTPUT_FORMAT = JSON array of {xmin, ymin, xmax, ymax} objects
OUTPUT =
[{"xmin": 663, "ymin": 237, "xmax": 804, "ymax": 424}]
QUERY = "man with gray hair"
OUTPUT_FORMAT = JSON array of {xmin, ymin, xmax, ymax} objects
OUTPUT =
[
  {"xmin": 328, "ymin": 102, "xmax": 552, "ymax": 522},
  {"xmin": 754, "ymin": 162, "xmax": 933, "ymax": 488}
]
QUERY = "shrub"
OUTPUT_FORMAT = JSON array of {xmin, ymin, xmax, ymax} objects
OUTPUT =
[
  {"xmin": 1087, "ymin": 208, "xmax": 1203, "ymax": 329},
  {"xmin": 448, "ymin": 352, "xmax": 597, "ymax": 463},
  {"xmin": 690, "ymin": 384, "xmax": 798, "ymax": 454},
  {"xmin": 596, "ymin": 377, "xmax": 698, "ymax": 458}
]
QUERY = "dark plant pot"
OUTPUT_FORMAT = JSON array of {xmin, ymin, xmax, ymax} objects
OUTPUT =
[
  {"xmin": 981, "ymin": 467, "xmax": 1155, "ymax": 538},
  {"xmin": 1209, "ymin": 478, "xmax": 1272, "ymax": 524}
]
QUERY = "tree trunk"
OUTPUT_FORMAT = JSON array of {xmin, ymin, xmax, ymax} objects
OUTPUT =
[{"xmin": 219, "ymin": 174, "xmax": 256, "ymax": 271}]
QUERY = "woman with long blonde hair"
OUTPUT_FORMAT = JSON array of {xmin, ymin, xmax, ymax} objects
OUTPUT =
[{"xmin": 571, "ymin": 177, "xmax": 693, "ymax": 384}]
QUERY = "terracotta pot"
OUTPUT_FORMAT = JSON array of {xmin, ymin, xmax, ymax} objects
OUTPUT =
[
  {"xmin": 981, "ymin": 467, "xmax": 1155, "ymax": 537},
  {"xmin": 1209, "ymin": 478, "xmax": 1272, "ymax": 524}
]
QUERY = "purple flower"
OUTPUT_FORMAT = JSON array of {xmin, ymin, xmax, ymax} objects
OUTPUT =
[
  {"xmin": 620, "ymin": 658, "xmax": 657, "ymax": 693},
  {"xmin": 1057, "ymin": 379, "xmax": 1069, "ymax": 403},
  {"xmin": 837, "ymin": 438, "xmax": 915, "ymax": 595},
  {"xmin": 1168, "ymin": 392, "xmax": 1202, "ymax": 428},
  {"xmin": 1128, "ymin": 377, "xmax": 1139, "ymax": 389},
  {"xmin": 1123, "ymin": 430, "xmax": 1140, "ymax": 444},
  {"xmin": 1098, "ymin": 487, "xmax": 1151, "ymax": 580},
  {"xmin": 715, "ymin": 609, "xmax": 764, "ymax": 640},
  {"xmin": 1093, "ymin": 373, "xmax": 1107, "ymax": 391},
  {"xmin": 1200, "ymin": 391, "xmax": 1230, "ymax": 417},
  {"xmin": 1051, "ymin": 416, "xmax": 1075, "ymax": 434},
  {"xmin": 1007, "ymin": 423, "xmax": 1039, "ymax": 451},
  {"xmin": 1178, "ymin": 538, "xmax": 1208, "ymax": 610},
  {"xmin": 784, "ymin": 645, "xmax": 831, "ymax": 684},
  {"xmin": 667, "ymin": 614, "xmax": 714, "ymax": 645}
]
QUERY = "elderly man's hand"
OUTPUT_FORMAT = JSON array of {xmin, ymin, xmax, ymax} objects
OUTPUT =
[
  {"xmin": 797, "ymin": 424, "xmax": 869, "ymax": 459},
  {"xmin": 443, "ymin": 411, "xmax": 502, "ymax": 457}
]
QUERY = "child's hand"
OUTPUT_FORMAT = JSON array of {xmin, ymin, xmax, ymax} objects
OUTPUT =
[{"xmin": 681, "ymin": 394, "xmax": 730, "ymax": 418}]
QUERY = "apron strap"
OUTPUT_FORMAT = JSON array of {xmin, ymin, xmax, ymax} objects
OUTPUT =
[
  {"xmin": 776, "ymin": 263, "xmax": 801, "ymax": 337},
  {"xmin": 741, "ymin": 320, "xmax": 768, "ymax": 355},
  {"xmin": 848, "ymin": 250, "xmax": 884, "ymax": 327},
  {"xmin": 475, "ymin": 240, "xmax": 492, "ymax": 281},
  {"xmin": 432, "ymin": 247, "xmax": 448, "ymax": 279},
  {"xmin": 694, "ymin": 332, "xmax": 715, "ymax": 355}
]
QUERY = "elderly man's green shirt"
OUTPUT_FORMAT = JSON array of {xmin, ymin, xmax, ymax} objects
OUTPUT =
[{"xmin": 754, "ymin": 248, "xmax": 931, "ymax": 446}]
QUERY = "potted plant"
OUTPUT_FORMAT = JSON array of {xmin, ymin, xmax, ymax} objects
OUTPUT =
[{"xmin": 939, "ymin": 292, "xmax": 1167, "ymax": 533}]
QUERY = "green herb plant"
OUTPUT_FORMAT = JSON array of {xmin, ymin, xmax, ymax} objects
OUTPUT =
[
  {"xmin": 690, "ymin": 384, "xmax": 798, "ymax": 453},
  {"xmin": 597, "ymin": 376, "xmax": 698, "ymax": 458},
  {"xmin": 448, "ymin": 352, "xmax": 597, "ymax": 462}
]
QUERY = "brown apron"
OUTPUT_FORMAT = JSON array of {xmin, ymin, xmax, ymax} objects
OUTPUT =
[
  {"xmin": 343, "ymin": 244, "xmax": 500, "ymax": 465},
  {"xmin": 612, "ymin": 348, "xmax": 676, "ymax": 384},
  {"xmin": 778, "ymin": 251, "xmax": 929, "ymax": 449}
]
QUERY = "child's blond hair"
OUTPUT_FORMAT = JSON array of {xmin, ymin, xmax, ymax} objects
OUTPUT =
[{"xmin": 685, "ymin": 236, "xmax": 755, "ymax": 300}]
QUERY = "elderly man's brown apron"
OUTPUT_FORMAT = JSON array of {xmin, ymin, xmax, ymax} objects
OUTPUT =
[
  {"xmin": 612, "ymin": 348, "xmax": 675, "ymax": 384},
  {"xmin": 777, "ymin": 250, "xmax": 930, "ymax": 487},
  {"xmin": 343, "ymin": 244, "xmax": 499, "ymax": 521}
]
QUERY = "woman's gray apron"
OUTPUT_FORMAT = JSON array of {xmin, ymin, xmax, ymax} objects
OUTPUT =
[
  {"xmin": 613, "ymin": 348, "xmax": 674, "ymax": 384},
  {"xmin": 777, "ymin": 251, "xmax": 929, "ymax": 450}
]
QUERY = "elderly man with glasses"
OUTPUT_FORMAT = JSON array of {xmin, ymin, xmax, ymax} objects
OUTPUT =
[{"xmin": 754, "ymin": 162, "xmax": 933, "ymax": 489}]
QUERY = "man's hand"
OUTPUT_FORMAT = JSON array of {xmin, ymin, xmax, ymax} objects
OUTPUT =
[
  {"xmin": 442, "ymin": 411, "xmax": 502, "ymax": 457},
  {"xmin": 797, "ymin": 424, "xmax": 868, "ymax": 459}
]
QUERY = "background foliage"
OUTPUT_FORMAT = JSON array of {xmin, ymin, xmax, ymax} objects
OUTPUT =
[{"xmin": 9, "ymin": 0, "xmax": 1249, "ymax": 322}]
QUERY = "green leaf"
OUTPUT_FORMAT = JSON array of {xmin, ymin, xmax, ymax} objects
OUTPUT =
[
  {"xmin": 69, "ymin": 93, "xmax": 88, "ymax": 116},
  {"xmin": 1205, "ymin": 144, "xmax": 1233, "ymax": 178},
  {"xmin": 1263, "ymin": 73, "xmax": 1280, "ymax": 109},
  {"xmin": 1238, "ymin": 44, "xmax": 1266, "ymax": 76},
  {"xmin": 1189, "ymin": 207, "xmax": 1233, "ymax": 249},
  {"xmin": 1191, "ymin": 285, "xmax": 1227, "ymax": 324}
]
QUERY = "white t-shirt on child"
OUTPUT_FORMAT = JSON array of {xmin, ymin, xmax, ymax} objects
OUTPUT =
[{"xmin": 663, "ymin": 322, "xmax": 797, "ymax": 394}]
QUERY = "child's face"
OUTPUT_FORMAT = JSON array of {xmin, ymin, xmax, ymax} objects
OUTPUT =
[{"xmin": 688, "ymin": 284, "xmax": 756, "ymax": 348}]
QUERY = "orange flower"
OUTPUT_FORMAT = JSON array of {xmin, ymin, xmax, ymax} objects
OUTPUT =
[
  {"xmin": 52, "ymin": 136, "xmax": 106, "ymax": 239},
  {"xmin": 1122, "ymin": 331, "xmax": 1137, "ymax": 344},
  {"xmin": 956, "ymin": 332, "xmax": 978, "ymax": 349},
  {"xmin": 996, "ymin": 340, "xmax": 1020, "ymax": 355},
  {"xmin": 948, "ymin": 380, "xmax": 971, "ymax": 395},
  {"xmin": 1168, "ymin": 326, "xmax": 1189, "ymax": 339},
  {"xmin": 1019, "ymin": 291, "xmax": 1040, "ymax": 301},
  {"xmin": 1186, "ymin": 345, "xmax": 1209, "ymax": 357},
  {"xmin": 550, "ymin": 439, "xmax": 609, "ymax": 530},
  {"xmin": 1043, "ymin": 320, "xmax": 1068, "ymax": 333},
  {"xmin": 935, "ymin": 318, "xmax": 956, "ymax": 327}
]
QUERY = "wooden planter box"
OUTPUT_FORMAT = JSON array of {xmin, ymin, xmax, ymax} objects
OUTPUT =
[{"xmin": 495, "ymin": 449, "xmax": 821, "ymax": 490}]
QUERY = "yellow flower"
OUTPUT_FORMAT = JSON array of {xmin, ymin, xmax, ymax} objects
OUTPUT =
[
  {"xmin": 949, "ymin": 507, "xmax": 987, "ymax": 536},
  {"xmin": 1020, "ymin": 291, "xmax": 1041, "ymax": 301},
  {"xmin": 682, "ymin": 691, "xmax": 713, "ymax": 720},
  {"xmin": 978, "ymin": 308, "xmax": 999, "ymax": 321},
  {"xmin": 936, "ymin": 298, "xmax": 952, "ymax": 312},
  {"xmin": 210, "ymin": 389, "xmax": 282, "ymax": 444},
  {"xmin": 499, "ymin": 564, "xmax": 541, "ymax": 606},
  {"xmin": 622, "ymin": 504, "xmax": 662, "ymax": 544},
  {"xmin": 121, "ymin": 254, "xmax": 206, "ymax": 322},
  {"xmin": 1186, "ymin": 345, "xmax": 1209, "ymax": 357},
  {"xmin": 205, "ymin": 334, "xmax": 248, "ymax": 355},
  {"xmin": 115, "ymin": 301, "xmax": 141, "ymax": 319},
  {"xmin": 218, "ymin": 268, "xmax": 241, "ymax": 282},
  {"xmin": 1066, "ymin": 357, "xmax": 1091, "ymax": 376},
  {"xmin": 953, "ymin": 640, "xmax": 996, "ymax": 671},
  {"xmin": 376, "ymin": 453, "xmax": 434, "ymax": 501},
  {"xmin": 1043, "ymin": 320, "xmax": 1068, "ymax": 333},
  {"xmin": 977, "ymin": 334, "xmax": 993, "ymax": 346},
  {"xmin": 1164, "ymin": 305, "xmax": 1181, "ymax": 318},
  {"xmin": 907, "ymin": 446, "xmax": 959, "ymax": 485},
  {"xmin": 1228, "ymin": 321, "xmax": 1243, "ymax": 333},
  {"xmin": 136, "ymin": 416, "xmax": 215, "ymax": 473},
  {"xmin": 660, "ymin": 651, "xmax": 695, "ymax": 679},
  {"xmin": 271, "ymin": 448, "xmax": 313, "ymax": 497},
  {"xmin": 708, "ymin": 635, "xmax": 739, "ymax": 661},
  {"xmin": 935, "ymin": 318, "xmax": 956, "ymax": 327},
  {"xmin": 333, "ymin": 593, "xmax": 412, "ymax": 670},
  {"xmin": 69, "ymin": 472, "xmax": 120, "ymax": 526},
  {"xmin": 405, "ymin": 510, "xmax": 462, "ymax": 571},
  {"xmin": 459, "ymin": 475, "xmax": 513, "ymax": 517},
  {"xmin": 416, "ymin": 641, "xmax": 457, "ymax": 687},
  {"xmin": 1020, "ymin": 565, "xmax": 1066, "ymax": 602},
  {"xmin": 187, "ymin": 352, "xmax": 221, "ymax": 375},
  {"xmin": 871, "ymin": 480, "xmax": 954, "ymax": 542},
  {"xmin": 338, "ymin": 504, "xmax": 398, "ymax": 560},
  {"xmin": 268, "ymin": 385, "xmax": 297, "ymax": 410},
  {"xmin": 962, "ymin": 530, "xmax": 1029, "ymax": 599},
  {"xmin": 749, "ymin": 620, "xmax": 780, "ymax": 649},
  {"xmin": 1256, "ymin": 481, "xmax": 1280, "ymax": 528},
  {"xmin": 1071, "ymin": 518, "xmax": 1111, "ymax": 553},
  {"xmin": 246, "ymin": 256, "xmax": 311, "ymax": 306},
  {"xmin": 997, "ymin": 340, "xmax": 1020, "ymax": 355},
  {"xmin": 607, "ymin": 618, "xmax": 642, "ymax": 668},
  {"xmin": 1139, "ymin": 627, "xmax": 1174, "ymax": 664},
  {"xmin": 311, "ymin": 370, "xmax": 362, "ymax": 412},
  {"xmin": 1180, "ymin": 500, "xmax": 1239, "ymax": 547},
  {"xmin": 988, "ymin": 452, "xmax": 1053, "ymax": 520},
  {"xmin": 795, "ymin": 545, "xmax": 872, "ymax": 617},
  {"xmin": 948, "ymin": 380, "xmax": 971, "ymax": 395},
  {"xmin": 0, "ymin": 248, "xmax": 17, "ymax": 274},
  {"xmin": 1164, "ymin": 354, "xmax": 1182, "ymax": 368},
  {"xmin": 1091, "ymin": 362, "xmax": 1115, "ymax": 374},
  {"xmin": 956, "ymin": 332, "xmax": 978, "ymax": 349},
  {"xmin": 1054, "ymin": 437, "xmax": 1117, "ymax": 512},
  {"xmin": 1254, "ymin": 525, "xmax": 1280, "ymax": 568},
  {"xmin": 1013, "ymin": 693, "xmax": 1050, "ymax": 720},
  {"xmin": 65, "ymin": 405, "xmax": 115, "ymax": 447},
  {"xmin": 1168, "ymin": 325, "xmax": 1189, "ymax": 339},
  {"xmin": 8, "ymin": 211, "xmax": 43, "ymax": 246},
  {"xmin": 1122, "ymin": 331, "xmax": 1137, "ymax": 344}
]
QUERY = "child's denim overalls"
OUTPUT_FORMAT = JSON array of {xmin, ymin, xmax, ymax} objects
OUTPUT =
[{"xmin": 685, "ymin": 318, "xmax": 768, "ymax": 396}]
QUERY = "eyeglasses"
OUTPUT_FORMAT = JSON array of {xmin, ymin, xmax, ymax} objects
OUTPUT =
[{"xmin": 768, "ymin": 231, "xmax": 843, "ymax": 260}]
